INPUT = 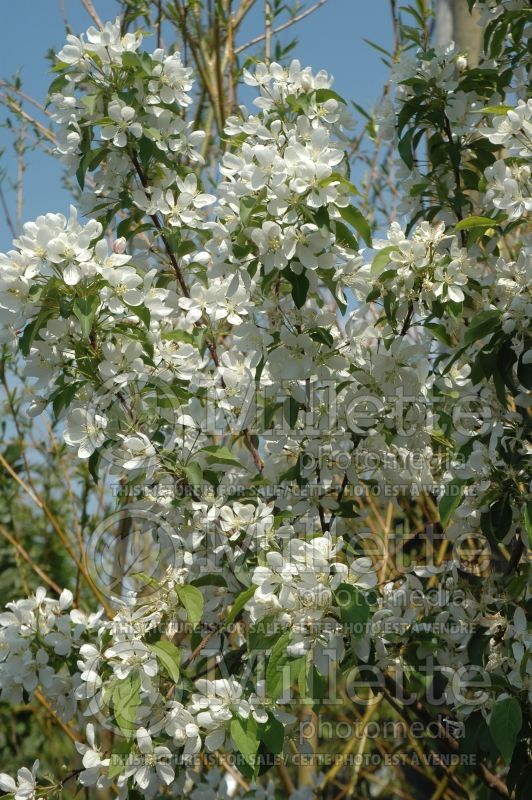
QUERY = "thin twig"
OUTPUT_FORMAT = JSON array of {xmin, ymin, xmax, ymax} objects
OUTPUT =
[
  {"xmin": 16, "ymin": 120, "xmax": 26, "ymax": 232},
  {"xmin": 0, "ymin": 94, "xmax": 56, "ymax": 143},
  {"xmin": 0, "ymin": 82, "xmax": 49, "ymax": 114},
  {"xmin": 216, "ymin": 752, "xmax": 250, "ymax": 791},
  {"xmin": 235, "ymin": 0, "xmax": 328, "ymax": 55},
  {"xmin": 156, "ymin": 0, "xmax": 162, "ymax": 48},
  {"xmin": 346, "ymin": 700, "xmax": 382, "ymax": 796},
  {"xmin": 0, "ymin": 184, "xmax": 17, "ymax": 237},
  {"xmin": 0, "ymin": 451, "xmax": 111, "ymax": 613},
  {"xmin": 384, "ymin": 677, "xmax": 509, "ymax": 799},
  {"xmin": 264, "ymin": 0, "xmax": 272, "ymax": 63},
  {"xmin": 0, "ymin": 524, "xmax": 62, "ymax": 595},
  {"xmin": 390, "ymin": 0, "xmax": 399, "ymax": 54},
  {"xmin": 59, "ymin": 0, "xmax": 70, "ymax": 30}
]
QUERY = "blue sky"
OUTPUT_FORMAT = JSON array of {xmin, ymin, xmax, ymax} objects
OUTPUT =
[{"xmin": 0, "ymin": 0, "xmax": 392, "ymax": 250}]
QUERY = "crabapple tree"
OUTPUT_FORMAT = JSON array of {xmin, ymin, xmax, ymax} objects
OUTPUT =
[{"xmin": 0, "ymin": 1, "xmax": 530, "ymax": 799}]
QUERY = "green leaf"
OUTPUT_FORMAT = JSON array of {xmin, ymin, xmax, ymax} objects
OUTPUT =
[
  {"xmin": 487, "ymin": 497, "xmax": 513, "ymax": 542},
  {"xmin": 464, "ymin": 310, "xmax": 501, "ymax": 345},
  {"xmin": 297, "ymin": 656, "xmax": 309, "ymax": 699},
  {"xmin": 177, "ymin": 240, "xmax": 196, "ymax": 258},
  {"xmin": 80, "ymin": 94, "xmax": 98, "ymax": 116},
  {"xmin": 336, "ymin": 500, "xmax": 358, "ymax": 518},
  {"xmin": 524, "ymin": 502, "xmax": 532, "ymax": 549},
  {"xmin": 334, "ymin": 220, "xmax": 358, "ymax": 250},
  {"xmin": 225, "ymin": 585, "xmax": 256, "ymax": 626},
  {"xmin": 508, "ymin": 743, "xmax": 530, "ymax": 796},
  {"xmin": 480, "ymin": 105, "xmax": 512, "ymax": 115},
  {"xmin": 183, "ymin": 462, "xmax": 203, "ymax": 487},
  {"xmin": 312, "ymin": 206, "xmax": 330, "ymax": 229},
  {"xmin": 321, "ymin": 173, "xmax": 359, "ymax": 195},
  {"xmin": 202, "ymin": 445, "xmax": 243, "ymax": 468},
  {"xmin": 87, "ymin": 449, "xmax": 100, "ymax": 484},
  {"xmin": 239, "ymin": 196, "xmax": 259, "ymax": 226},
  {"xmin": 285, "ymin": 396, "xmax": 302, "ymax": 429},
  {"xmin": 266, "ymin": 632, "xmax": 291, "ymax": 700},
  {"xmin": 317, "ymin": 267, "xmax": 347, "ymax": 314},
  {"xmin": 112, "ymin": 672, "xmax": 141, "ymax": 740},
  {"xmin": 334, "ymin": 583, "xmax": 370, "ymax": 635},
  {"xmin": 51, "ymin": 380, "xmax": 84, "ymax": 419},
  {"xmin": 308, "ymin": 664, "xmax": 328, "ymax": 700},
  {"xmin": 122, "ymin": 52, "xmax": 143, "ymax": 70},
  {"xmin": 248, "ymin": 616, "xmax": 282, "ymax": 651},
  {"xmin": 460, "ymin": 710, "xmax": 498, "ymax": 758},
  {"xmin": 489, "ymin": 697, "xmax": 522, "ymax": 764},
  {"xmin": 285, "ymin": 93, "xmax": 309, "ymax": 114},
  {"xmin": 108, "ymin": 755, "xmax": 125, "ymax": 779},
  {"xmin": 19, "ymin": 310, "xmax": 53, "ymax": 356},
  {"xmin": 308, "ymin": 327, "xmax": 334, "ymax": 348},
  {"xmin": 398, "ymin": 128, "xmax": 415, "ymax": 169},
  {"xmin": 517, "ymin": 352, "xmax": 532, "ymax": 390},
  {"xmin": 148, "ymin": 640, "xmax": 180, "ymax": 682},
  {"xmin": 455, "ymin": 216, "xmax": 497, "ymax": 231},
  {"xmin": 314, "ymin": 88, "xmax": 346, "ymax": 105},
  {"xmin": 125, "ymin": 302, "xmax": 150, "ymax": 328},
  {"xmin": 108, "ymin": 741, "xmax": 132, "ymax": 778},
  {"xmin": 439, "ymin": 479, "xmax": 466, "ymax": 528},
  {"xmin": 75, "ymin": 138, "xmax": 104, "ymax": 190},
  {"xmin": 284, "ymin": 268, "xmax": 309, "ymax": 309},
  {"xmin": 260, "ymin": 714, "xmax": 285, "ymax": 754},
  {"xmin": 339, "ymin": 205, "xmax": 372, "ymax": 246},
  {"xmin": 191, "ymin": 573, "xmax": 227, "ymax": 588},
  {"xmin": 424, "ymin": 322, "xmax": 452, "ymax": 347},
  {"xmin": 176, "ymin": 584, "xmax": 204, "ymax": 627},
  {"xmin": 371, "ymin": 246, "xmax": 398, "ymax": 276},
  {"xmin": 73, "ymin": 295, "xmax": 100, "ymax": 340},
  {"xmin": 230, "ymin": 716, "xmax": 260, "ymax": 772},
  {"xmin": 131, "ymin": 571, "xmax": 159, "ymax": 589}
]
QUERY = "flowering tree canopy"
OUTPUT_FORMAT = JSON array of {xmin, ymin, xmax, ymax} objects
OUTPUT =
[{"xmin": 0, "ymin": 1, "xmax": 530, "ymax": 798}]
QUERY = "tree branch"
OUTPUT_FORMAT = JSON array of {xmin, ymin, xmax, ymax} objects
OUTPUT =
[{"xmin": 235, "ymin": 0, "xmax": 328, "ymax": 55}]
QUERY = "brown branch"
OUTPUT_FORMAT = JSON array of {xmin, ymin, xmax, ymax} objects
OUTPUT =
[
  {"xmin": 129, "ymin": 151, "xmax": 263, "ymax": 472},
  {"xmin": 213, "ymin": 11, "xmax": 226, "ymax": 130},
  {"xmin": 443, "ymin": 115, "xmax": 466, "ymax": 246},
  {"xmin": 34, "ymin": 689, "xmax": 82, "ymax": 742},
  {"xmin": 216, "ymin": 752, "xmax": 250, "ymax": 791},
  {"xmin": 80, "ymin": 0, "xmax": 103, "ymax": 28},
  {"xmin": 129, "ymin": 152, "xmax": 191, "ymax": 297},
  {"xmin": 181, "ymin": 626, "xmax": 221, "ymax": 668},
  {"xmin": 277, "ymin": 761, "xmax": 296, "ymax": 793}
]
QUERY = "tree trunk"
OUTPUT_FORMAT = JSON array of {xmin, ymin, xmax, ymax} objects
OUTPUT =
[{"xmin": 435, "ymin": 0, "xmax": 483, "ymax": 65}]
